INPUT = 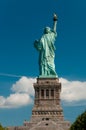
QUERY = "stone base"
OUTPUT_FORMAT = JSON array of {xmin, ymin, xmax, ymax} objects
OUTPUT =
[
  {"xmin": 8, "ymin": 78, "xmax": 71, "ymax": 130},
  {"xmin": 8, "ymin": 120, "xmax": 71, "ymax": 130},
  {"xmin": 32, "ymin": 77, "xmax": 64, "ymax": 123},
  {"xmin": 29, "ymin": 121, "xmax": 70, "ymax": 130}
]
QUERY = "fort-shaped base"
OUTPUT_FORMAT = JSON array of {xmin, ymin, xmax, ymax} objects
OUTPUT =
[{"xmin": 8, "ymin": 78, "xmax": 71, "ymax": 130}]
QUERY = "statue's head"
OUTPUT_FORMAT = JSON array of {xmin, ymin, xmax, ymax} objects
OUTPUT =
[{"xmin": 44, "ymin": 27, "xmax": 51, "ymax": 34}]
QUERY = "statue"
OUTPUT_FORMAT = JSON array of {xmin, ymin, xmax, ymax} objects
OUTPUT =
[{"xmin": 34, "ymin": 14, "xmax": 58, "ymax": 78}]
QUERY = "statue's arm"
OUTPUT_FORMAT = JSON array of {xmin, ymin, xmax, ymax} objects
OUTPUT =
[
  {"xmin": 34, "ymin": 39, "xmax": 42, "ymax": 51},
  {"xmin": 34, "ymin": 40, "xmax": 38, "ymax": 48},
  {"xmin": 53, "ymin": 14, "xmax": 58, "ymax": 33}
]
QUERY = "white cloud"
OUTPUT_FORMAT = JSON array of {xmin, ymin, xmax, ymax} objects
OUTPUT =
[
  {"xmin": 60, "ymin": 78, "xmax": 86, "ymax": 104},
  {"xmin": 0, "ymin": 77, "xmax": 36, "ymax": 108},
  {"xmin": 0, "ymin": 93, "xmax": 33, "ymax": 108},
  {"xmin": 0, "ymin": 76, "xmax": 86, "ymax": 108},
  {"xmin": 0, "ymin": 96, "xmax": 5, "ymax": 106},
  {"xmin": 11, "ymin": 76, "xmax": 35, "ymax": 96}
]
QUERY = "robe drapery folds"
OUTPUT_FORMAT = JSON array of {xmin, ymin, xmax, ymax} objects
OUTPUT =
[{"xmin": 34, "ymin": 27, "xmax": 57, "ymax": 77}]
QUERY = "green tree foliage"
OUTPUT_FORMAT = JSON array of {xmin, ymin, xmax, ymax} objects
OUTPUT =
[
  {"xmin": 0, "ymin": 124, "xmax": 5, "ymax": 130},
  {"xmin": 70, "ymin": 111, "xmax": 86, "ymax": 130}
]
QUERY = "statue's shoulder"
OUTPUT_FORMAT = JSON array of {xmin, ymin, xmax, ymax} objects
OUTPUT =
[{"xmin": 50, "ymin": 31, "xmax": 57, "ymax": 38}]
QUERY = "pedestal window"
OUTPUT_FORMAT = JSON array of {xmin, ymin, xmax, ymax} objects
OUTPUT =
[
  {"xmin": 46, "ymin": 89, "xmax": 49, "ymax": 98},
  {"xmin": 51, "ymin": 89, "xmax": 54, "ymax": 97},
  {"xmin": 41, "ymin": 89, "xmax": 44, "ymax": 98}
]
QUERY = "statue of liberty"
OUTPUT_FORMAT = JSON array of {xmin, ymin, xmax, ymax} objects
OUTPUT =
[{"xmin": 34, "ymin": 14, "xmax": 58, "ymax": 78}]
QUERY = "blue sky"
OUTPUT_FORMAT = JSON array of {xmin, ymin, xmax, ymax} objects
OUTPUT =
[{"xmin": 0, "ymin": 0, "xmax": 86, "ymax": 127}]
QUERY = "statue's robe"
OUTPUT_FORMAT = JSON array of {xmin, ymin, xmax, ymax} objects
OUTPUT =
[{"xmin": 34, "ymin": 30, "xmax": 57, "ymax": 77}]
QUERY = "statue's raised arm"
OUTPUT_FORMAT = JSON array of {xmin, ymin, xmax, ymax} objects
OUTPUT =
[{"xmin": 53, "ymin": 14, "xmax": 58, "ymax": 33}]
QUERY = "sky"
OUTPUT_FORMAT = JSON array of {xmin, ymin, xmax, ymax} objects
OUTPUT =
[{"xmin": 0, "ymin": 0, "xmax": 86, "ymax": 127}]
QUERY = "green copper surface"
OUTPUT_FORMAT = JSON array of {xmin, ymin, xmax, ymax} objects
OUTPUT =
[{"xmin": 34, "ymin": 14, "xmax": 58, "ymax": 78}]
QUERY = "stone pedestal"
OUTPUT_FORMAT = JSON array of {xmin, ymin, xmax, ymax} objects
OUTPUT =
[
  {"xmin": 24, "ymin": 78, "xmax": 71, "ymax": 130},
  {"xmin": 31, "ymin": 78, "xmax": 64, "ymax": 123},
  {"xmin": 8, "ymin": 78, "xmax": 71, "ymax": 130}
]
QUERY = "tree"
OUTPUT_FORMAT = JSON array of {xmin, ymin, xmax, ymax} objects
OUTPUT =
[
  {"xmin": 70, "ymin": 111, "xmax": 86, "ymax": 130},
  {"xmin": 0, "ymin": 124, "xmax": 5, "ymax": 130}
]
